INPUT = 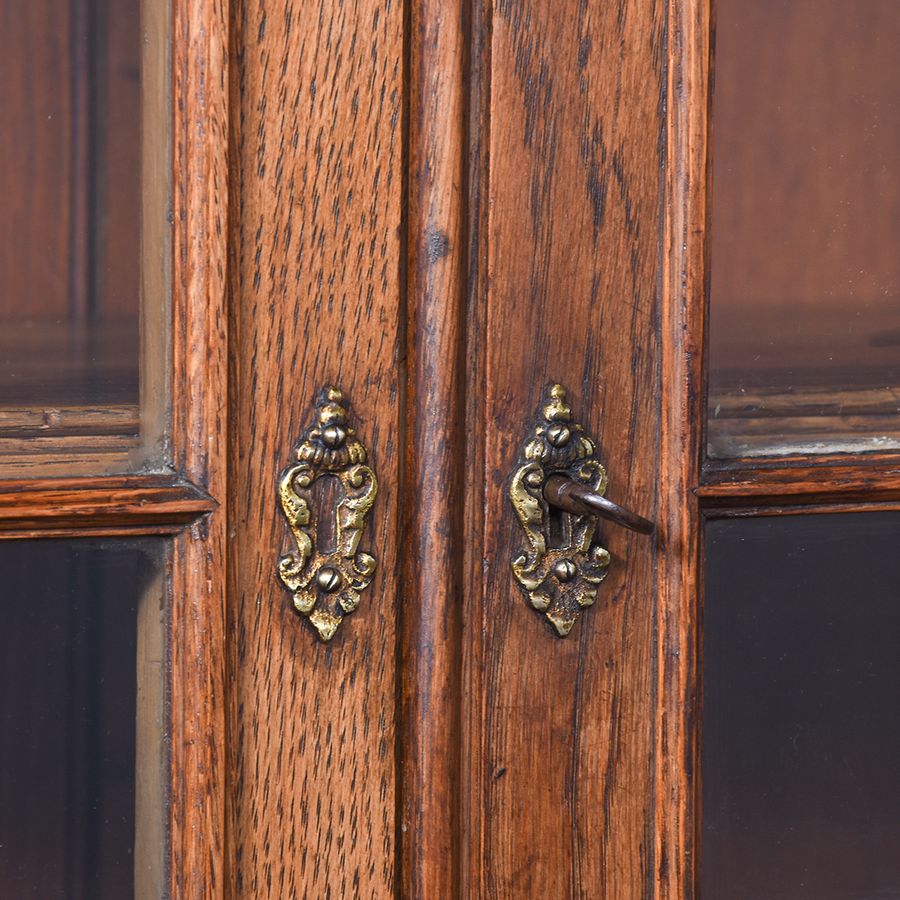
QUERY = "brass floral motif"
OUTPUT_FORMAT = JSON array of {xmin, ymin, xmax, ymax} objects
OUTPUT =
[
  {"xmin": 508, "ymin": 384, "xmax": 611, "ymax": 636},
  {"xmin": 277, "ymin": 386, "xmax": 377, "ymax": 641}
]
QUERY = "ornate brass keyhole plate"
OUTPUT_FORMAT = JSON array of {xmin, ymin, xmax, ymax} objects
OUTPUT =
[
  {"xmin": 276, "ymin": 386, "xmax": 378, "ymax": 641},
  {"xmin": 508, "ymin": 384, "xmax": 612, "ymax": 637}
]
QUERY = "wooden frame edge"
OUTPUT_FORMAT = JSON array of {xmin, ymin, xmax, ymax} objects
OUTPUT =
[
  {"xmin": 167, "ymin": 0, "xmax": 229, "ymax": 895},
  {"xmin": 657, "ymin": 0, "xmax": 711, "ymax": 896},
  {"xmin": 702, "ymin": 500, "xmax": 900, "ymax": 520}
]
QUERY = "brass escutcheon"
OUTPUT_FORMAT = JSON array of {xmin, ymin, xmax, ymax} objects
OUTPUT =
[
  {"xmin": 508, "ymin": 383, "xmax": 612, "ymax": 637},
  {"xmin": 276, "ymin": 386, "xmax": 378, "ymax": 641}
]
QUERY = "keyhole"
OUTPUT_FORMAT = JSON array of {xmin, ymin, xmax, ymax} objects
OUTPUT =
[
  {"xmin": 311, "ymin": 475, "xmax": 344, "ymax": 553},
  {"xmin": 547, "ymin": 502, "xmax": 569, "ymax": 549}
]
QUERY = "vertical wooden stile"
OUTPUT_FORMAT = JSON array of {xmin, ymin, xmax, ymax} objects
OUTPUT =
[
  {"xmin": 227, "ymin": 1, "xmax": 405, "ymax": 894},
  {"xmin": 169, "ymin": 0, "xmax": 230, "ymax": 894},
  {"xmin": 400, "ymin": 0, "xmax": 469, "ymax": 895},
  {"xmin": 657, "ymin": 1, "xmax": 710, "ymax": 896}
]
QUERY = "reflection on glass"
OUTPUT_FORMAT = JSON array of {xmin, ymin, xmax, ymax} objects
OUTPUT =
[
  {"xmin": 0, "ymin": 0, "xmax": 142, "ymax": 451},
  {"xmin": 0, "ymin": 540, "xmax": 164, "ymax": 899},
  {"xmin": 702, "ymin": 514, "xmax": 900, "ymax": 898},
  {"xmin": 708, "ymin": 0, "xmax": 900, "ymax": 457}
]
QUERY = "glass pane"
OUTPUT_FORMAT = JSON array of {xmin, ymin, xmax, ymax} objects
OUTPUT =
[
  {"xmin": 0, "ymin": 0, "xmax": 166, "ymax": 472},
  {"xmin": 702, "ymin": 514, "xmax": 900, "ymax": 899},
  {"xmin": 0, "ymin": 540, "xmax": 164, "ymax": 898},
  {"xmin": 707, "ymin": 0, "xmax": 900, "ymax": 458}
]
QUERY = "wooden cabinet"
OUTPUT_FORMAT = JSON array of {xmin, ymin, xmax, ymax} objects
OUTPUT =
[{"xmin": 2, "ymin": 0, "xmax": 898, "ymax": 897}]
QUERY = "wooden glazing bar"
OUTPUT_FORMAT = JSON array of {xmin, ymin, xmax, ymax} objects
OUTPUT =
[
  {"xmin": 167, "ymin": 0, "xmax": 229, "ymax": 893},
  {"xmin": 0, "ymin": 475, "xmax": 214, "ymax": 535},
  {"xmin": 700, "ymin": 457, "xmax": 900, "ymax": 507}
]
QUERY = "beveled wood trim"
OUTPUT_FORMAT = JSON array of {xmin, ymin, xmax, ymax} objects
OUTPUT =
[
  {"xmin": 707, "ymin": 384, "xmax": 900, "ymax": 459},
  {"xmin": 140, "ymin": 0, "xmax": 172, "ymax": 469},
  {"xmin": 700, "ymin": 456, "xmax": 900, "ymax": 507},
  {"xmin": 400, "ymin": 0, "xmax": 468, "ymax": 896},
  {"xmin": 705, "ymin": 449, "xmax": 900, "ymax": 472},
  {"xmin": 0, "ymin": 446, "xmax": 136, "ymax": 478},
  {"xmin": 0, "ymin": 474, "xmax": 214, "ymax": 535},
  {"xmin": 167, "ymin": 0, "xmax": 229, "ymax": 894},
  {"xmin": 658, "ymin": 0, "xmax": 711, "ymax": 896},
  {"xmin": 460, "ymin": 0, "xmax": 490, "ymax": 891}
]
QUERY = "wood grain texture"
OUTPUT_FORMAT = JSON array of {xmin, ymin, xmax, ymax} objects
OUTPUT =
[
  {"xmin": 460, "ymin": 0, "xmax": 492, "ymax": 891},
  {"xmin": 463, "ymin": 1, "xmax": 664, "ymax": 895},
  {"xmin": 399, "ymin": 0, "xmax": 467, "ymax": 896},
  {"xmin": 0, "ymin": 475, "xmax": 214, "ymax": 534},
  {"xmin": 227, "ymin": 1, "xmax": 403, "ymax": 895},
  {"xmin": 657, "ymin": 0, "xmax": 709, "ymax": 896},
  {"xmin": 168, "ymin": 0, "xmax": 229, "ymax": 895}
]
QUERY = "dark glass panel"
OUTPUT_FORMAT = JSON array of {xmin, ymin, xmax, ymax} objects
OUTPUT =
[
  {"xmin": 0, "ymin": 0, "xmax": 144, "ymax": 456},
  {"xmin": 708, "ymin": 0, "xmax": 900, "ymax": 457},
  {"xmin": 703, "ymin": 514, "xmax": 900, "ymax": 899},
  {"xmin": 0, "ymin": 540, "xmax": 164, "ymax": 899}
]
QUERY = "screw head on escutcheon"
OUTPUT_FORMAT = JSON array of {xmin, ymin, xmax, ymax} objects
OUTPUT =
[
  {"xmin": 316, "ymin": 566, "xmax": 341, "ymax": 593},
  {"xmin": 553, "ymin": 558, "xmax": 577, "ymax": 582}
]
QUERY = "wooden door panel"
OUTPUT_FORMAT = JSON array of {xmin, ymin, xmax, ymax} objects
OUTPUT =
[
  {"xmin": 228, "ymin": 1, "xmax": 405, "ymax": 896},
  {"xmin": 464, "ymin": 1, "xmax": 664, "ymax": 896}
]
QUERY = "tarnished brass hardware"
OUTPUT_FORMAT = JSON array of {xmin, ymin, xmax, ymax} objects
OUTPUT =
[
  {"xmin": 544, "ymin": 475, "xmax": 654, "ymax": 534},
  {"xmin": 277, "ymin": 386, "xmax": 378, "ymax": 641},
  {"xmin": 508, "ymin": 383, "xmax": 652, "ymax": 637}
]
